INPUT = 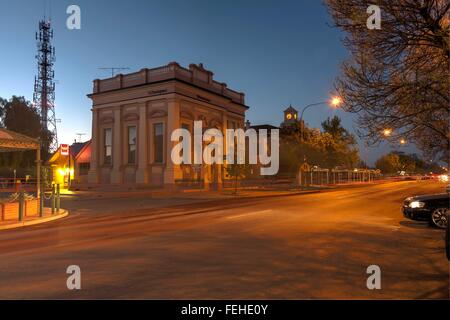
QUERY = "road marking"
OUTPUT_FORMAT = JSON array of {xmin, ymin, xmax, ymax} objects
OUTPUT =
[{"xmin": 226, "ymin": 209, "xmax": 272, "ymax": 220}]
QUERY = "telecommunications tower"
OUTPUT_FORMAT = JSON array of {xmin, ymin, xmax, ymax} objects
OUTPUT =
[{"xmin": 33, "ymin": 19, "xmax": 58, "ymax": 156}]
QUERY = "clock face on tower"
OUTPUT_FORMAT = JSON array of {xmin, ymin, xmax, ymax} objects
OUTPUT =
[{"xmin": 286, "ymin": 113, "xmax": 292, "ymax": 120}]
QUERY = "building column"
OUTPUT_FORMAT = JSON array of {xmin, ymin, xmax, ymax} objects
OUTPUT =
[
  {"xmin": 216, "ymin": 112, "xmax": 228, "ymax": 190},
  {"xmin": 88, "ymin": 108, "xmax": 100, "ymax": 183},
  {"xmin": 136, "ymin": 103, "xmax": 148, "ymax": 184},
  {"xmin": 164, "ymin": 99, "xmax": 181, "ymax": 185},
  {"xmin": 111, "ymin": 108, "xmax": 123, "ymax": 184}
]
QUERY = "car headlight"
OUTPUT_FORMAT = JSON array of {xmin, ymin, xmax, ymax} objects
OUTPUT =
[{"xmin": 409, "ymin": 201, "xmax": 425, "ymax": 208}]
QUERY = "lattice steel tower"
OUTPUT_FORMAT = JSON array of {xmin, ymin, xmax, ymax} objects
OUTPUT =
[{"xmin": 33, "ymin": 19, "xmax": 58, "ymax": 155}]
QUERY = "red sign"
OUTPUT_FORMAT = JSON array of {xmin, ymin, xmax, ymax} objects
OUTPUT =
[{"xmin": 60, "ymin": 144, "xmax": 69, "ymax": 156}]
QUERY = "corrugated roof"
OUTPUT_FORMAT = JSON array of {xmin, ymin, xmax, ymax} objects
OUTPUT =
[{"xmin": 0, "ymin": 128, "xmax": 39, "ymax": 152}]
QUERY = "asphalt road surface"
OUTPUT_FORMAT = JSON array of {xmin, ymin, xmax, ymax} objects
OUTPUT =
[{"xmin": 0, "ymin": 180, "xmax": 448, "ymax": 299}]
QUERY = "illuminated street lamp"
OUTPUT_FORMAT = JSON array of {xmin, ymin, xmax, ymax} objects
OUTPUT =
[
  {"xmin": 400, "ymin": 138, "xmax": 407, "ymax": 145},
  {"xmin": 331, "ymin": 96, "xmax": 343, "ymax": 108},
  {"xmin": 299, "ymin": 96, "xmax": 343, "ymax": 142},
  {"xmin": 383, "ymin": 129, "xmax": 392, "ymax": 137}
]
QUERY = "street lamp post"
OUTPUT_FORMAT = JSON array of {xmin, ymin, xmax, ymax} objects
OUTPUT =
[
  {"xmin": 299, "ymin": 97, "xmax": 342, "ymax": 142},
  {"xmin": 299, "ymin": 102, "xmax": 327, "ymax": 142}
]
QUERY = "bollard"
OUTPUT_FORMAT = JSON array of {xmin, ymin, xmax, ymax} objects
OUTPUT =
[
  {"xmin": 51, "ymin": 184, "xmax": 56, "ymax": 215},
  {"xmin": 39, "ymin": 189, "xmax": 44, "ymax": 217},
  {"xmin": 18, "ymin": 190, "xmax": 25, "ymax": 221},
  {"xmin": 56, "ymin": 184, "xmax": 60, "ymax": 213}
]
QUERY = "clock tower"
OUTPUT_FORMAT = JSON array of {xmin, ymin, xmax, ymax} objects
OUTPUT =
[{"xmin": 282, "ymin": 105, "xmax": 298, "ymax": 126}]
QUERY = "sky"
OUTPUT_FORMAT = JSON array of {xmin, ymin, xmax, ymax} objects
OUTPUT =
[{"xmin": 0, "ymin": 0, "xmax": 416, "ymax": 165}]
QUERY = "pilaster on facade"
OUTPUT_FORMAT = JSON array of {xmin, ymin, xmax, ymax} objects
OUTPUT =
[
  {"xmin": 136, "ymin": 103, "xmax": 149, "ymax": 184},
  {"xmin": 163, "ymin": 98, "xmax": 182, "ymax": 184},
  {"xmin": 111, "ymin": 108, "xmax": 123, "ymax": 184},
  {"xmin": 88, "ymin": 108, "xmax": 100, "ymax": 183}
]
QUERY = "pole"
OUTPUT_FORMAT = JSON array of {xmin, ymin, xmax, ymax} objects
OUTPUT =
[
  {"xmin": 36, "ymin": 146, "xmax": 41, "ymax": 200},
  {"xmin": 68, "ymin": 145, "xmax": 71, "ymax": 189},
  {"xmin": 51, "ymin": 184, "xmax": 56, "ymax": 215},
  {"xmin": 299, "ymin": 101, "xmax": 327, "ymax": 143},
  {"xmin": 56, "ymin": 183, "xmax": 60, "ymax": 213},
  {"xmin": 40, "ymin": 190, "xmax": 44, "ymax": 217},
  {"xmin": 297, "ymin": 168, "xmax": 302, "ymax": 188},
  {"xmin": 18, "ymin": 190, "xmax": 25, "ymax": 221}
]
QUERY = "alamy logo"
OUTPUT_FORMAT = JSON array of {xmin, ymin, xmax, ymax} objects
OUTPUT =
[
  {"xmin": 66, "ymin": 265, "xmax": 81, "ymax": 290},
  {"xmin": 366, "ymin": 265, "xmax": 381, "ymax": 290},
  {"xmin": 366, "ymin": 5, "xmax": 381, "ymax": 30},
  {"xmin": 66, "ymin": 5, "xmax": 81, "ymax": 30},
  {"xmin": 171, "ymin": 121, "xmax": 279, "ymax": 175}
]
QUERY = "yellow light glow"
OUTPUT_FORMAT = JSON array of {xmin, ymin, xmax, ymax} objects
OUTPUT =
[
  {"xmin": 383, "ymin": 129, "xmax": 392, "ymax": 137},
  {"xmin": 286, "ymin": 113, "xmax": 292, "ymax": 120},
  {"xmin": 57, "ymin": 168, "xmax": 65, "ymax": 176},
  {"xmin": 400, "ymin": 139, "xmax": 406, "ymax": 145},
  {"xmin": 330, "ymin": 96, "xmax": 343, "ymax": 107}
]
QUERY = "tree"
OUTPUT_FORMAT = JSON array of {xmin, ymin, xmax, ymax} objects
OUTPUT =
[
  {"xmin": 326, "ymin": 0, "xmax": 450, "ymax": 163},
  {"xmin": 0, "ymin": 96, "xmax": 51, "ymax": 167},
  {"xmin": 375, "ymin": 151, "xmax": 445, "ymax": 174},
  {"xmin": 2, "ymin": 96, "xmax": 41, "ymax": 138},
  {"xmin": 375, "ymin": 153, "xmax": 401, "ymax": 174},
  {"xmin": 279, "ymin": 116, "xmax": 361, "ymax": 174},
  {"xmin": 0, "ymin": 97, "xmax": 6, "ymax": 127},
  {"xmin": 321, "ymin": 116, "xmax": 360, "ymax": 168}
]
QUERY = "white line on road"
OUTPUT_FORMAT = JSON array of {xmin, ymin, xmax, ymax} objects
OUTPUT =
[{"xmin": 226, "ymin": 209, "xmax": 273, "ymax": 220}]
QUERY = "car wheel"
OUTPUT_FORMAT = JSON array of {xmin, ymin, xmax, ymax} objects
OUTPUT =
[{"xmin": 430, "ymin": 208, "xmax": 449, "ymax": 229}]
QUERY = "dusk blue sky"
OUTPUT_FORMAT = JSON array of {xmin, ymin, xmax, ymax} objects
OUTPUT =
[{"xmin": 0, "ymin": 0, "xmax": 415, "ymax": 165}]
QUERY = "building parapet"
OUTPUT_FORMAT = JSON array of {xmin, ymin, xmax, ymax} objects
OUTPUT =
[{"xmin": 92, "ymin": 62, "xmax": 245, "ymax": 105}]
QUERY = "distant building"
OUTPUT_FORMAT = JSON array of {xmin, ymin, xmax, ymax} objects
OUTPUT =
[
  {"xmin": 244, "ymin": 122, "xmax": 279, "ymax": 179},
  {"xmin": 87, "ymin": 62, "xmax": 248, "ymax": 188},
  {"xmin": 48, "ymin": 141, "xmax": 91, "ymax": 188}
]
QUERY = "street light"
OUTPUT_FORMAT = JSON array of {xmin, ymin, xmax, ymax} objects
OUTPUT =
[
  {"xmin": 383, "ymin": 129, "xmax": 392, "ymax": 137},
  {"xmin": 400, "ymin": 138, "xmax": 407, "ymax": 145},
  {"xmin": 331, "ymin": 96, "xmax": 343, "ymax": 108},
  {"xmin": 299, "ymin": 96, "xmax": 343, "ymax": 142}
]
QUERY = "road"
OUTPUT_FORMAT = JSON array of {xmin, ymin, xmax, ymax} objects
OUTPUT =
[{"xmin": 0, "ymin": 180, "xmax": 448, "ymax": 299}]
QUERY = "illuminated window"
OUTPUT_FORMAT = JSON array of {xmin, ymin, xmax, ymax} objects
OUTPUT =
[
  {"xmin": 104, "ymin": 128, "xmax": 112, "ymax": 165},
  {"xmin": 154, "ymin": 123, "xmax": 164, "ymax": 163},
  {"xmin": 128, "ymin": 126, "xmax": 137, "ymax": 164}
]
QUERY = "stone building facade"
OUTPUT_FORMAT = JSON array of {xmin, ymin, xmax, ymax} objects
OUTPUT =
[{"xmin": 87, "ymin": 62, "xmax": 248, "ymax": 188}]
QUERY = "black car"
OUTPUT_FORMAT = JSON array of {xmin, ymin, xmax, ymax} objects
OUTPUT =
[{"xmin": 403, "ymin": 193, "xmax": 449, "ymax": 228}]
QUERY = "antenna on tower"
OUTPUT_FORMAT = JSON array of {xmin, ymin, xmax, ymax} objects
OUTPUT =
[
  {"xmin": 98, "ymin": 67, "xmax": 130, "ymax": 77},
  {"xmin": 33, "ymin": 18, "xmax": 58, "ymax": 158}
]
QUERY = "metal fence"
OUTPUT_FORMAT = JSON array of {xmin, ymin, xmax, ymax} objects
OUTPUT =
[
  {"xmin": 298, "ymin": 168, "xmax": 381, "ymax": 186},
  {"xmin": 0, "ymin": 178, "xmax": 38, "ymax": 194}
]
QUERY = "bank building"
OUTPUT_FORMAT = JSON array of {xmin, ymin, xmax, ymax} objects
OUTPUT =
[{"xmin": 87, "ymin": 62, "xmax": 248, "ymax": 189}]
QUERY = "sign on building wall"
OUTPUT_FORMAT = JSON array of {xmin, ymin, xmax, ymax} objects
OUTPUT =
[{"xmin": 60, "ymin": 144, "xmax": 69, "ymax": 156}]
